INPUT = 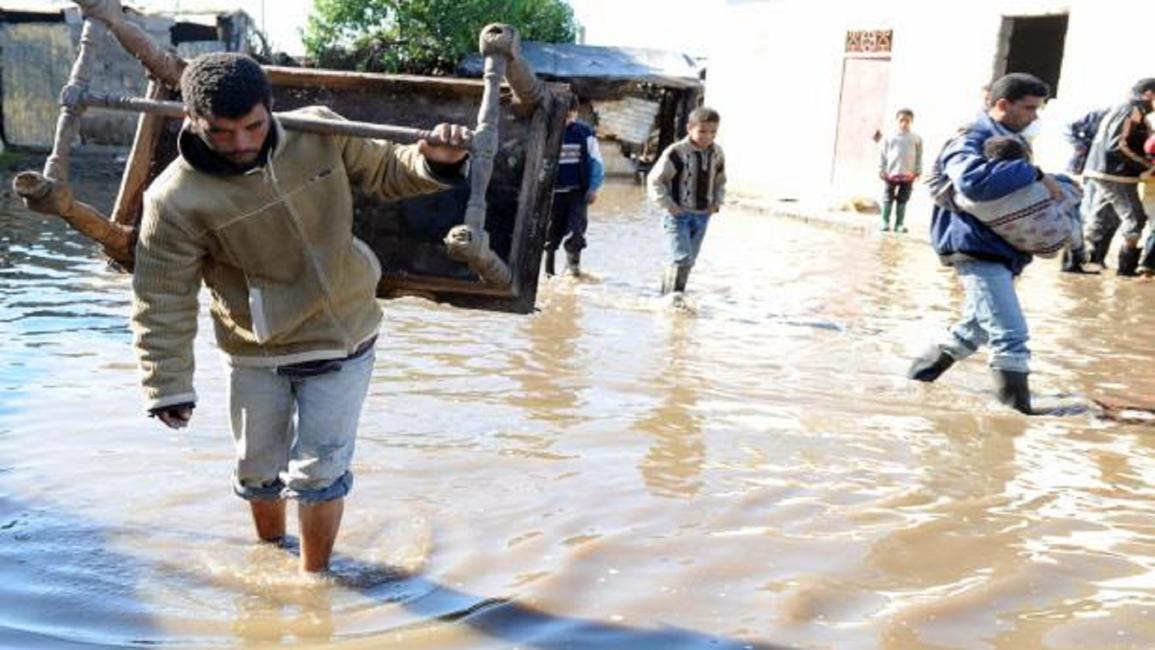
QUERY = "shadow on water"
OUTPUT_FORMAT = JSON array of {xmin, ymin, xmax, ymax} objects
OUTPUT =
[
  {"xmin": 138, "ymin": 535, "xmax": 790, "ymax": 650},
  {"xmin": 0, "ymin": 486, "xmax": 786, "ymax": 649},
  {"xmin": 0, "ymin": 496, "xmax": 160, "ymax": 649}
]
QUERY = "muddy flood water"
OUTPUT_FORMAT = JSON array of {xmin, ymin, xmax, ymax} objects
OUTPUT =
[{"xmin": 4, "ymin": 167, "xmax": 1155, "ymax": 649}]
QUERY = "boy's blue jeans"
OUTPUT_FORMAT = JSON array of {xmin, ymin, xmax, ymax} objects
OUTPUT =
[
  {"xmin": 941, "ymin": 260, "xmax": 1030, "ymax": 373},
  {"xmin": 663, "ymin": 211, "xmax": 711, "ymax": 266}
]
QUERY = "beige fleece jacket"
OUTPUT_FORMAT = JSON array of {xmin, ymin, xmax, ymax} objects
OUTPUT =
[{"xmin": 131, "ymin": 106, "xmax": 449, "ymax": 410}]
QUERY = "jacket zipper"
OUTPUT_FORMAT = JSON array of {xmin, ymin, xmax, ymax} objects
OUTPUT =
[{"xmin": 262, "ymin": 161, "xmax": 353, "ymax": 349}]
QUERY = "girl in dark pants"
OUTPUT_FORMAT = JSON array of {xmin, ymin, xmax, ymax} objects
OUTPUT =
[
  {"xmin": 880, "ymin": 178, "xmax": 914, "ymax": 232},
  {"xmin": 878, "ymin": 108, "xmax": 923, "ymax": 232}
]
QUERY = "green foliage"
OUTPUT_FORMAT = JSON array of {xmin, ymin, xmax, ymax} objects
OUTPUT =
[{"xmin": 304, "ymin": 0, "xmax": 577, "ymax": 75}]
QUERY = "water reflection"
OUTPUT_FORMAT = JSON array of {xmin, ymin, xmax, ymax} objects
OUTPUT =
[
  {"xmin": 0, "ymin": 496, "xmax": 160, "ymax": 648},
  {"xmin": 635, "ymin": 316, "xmax": 705, "ymax": 499},
  {"xmin": 509, "ymin": 282, "xmax": 587, "ymax": 428}
]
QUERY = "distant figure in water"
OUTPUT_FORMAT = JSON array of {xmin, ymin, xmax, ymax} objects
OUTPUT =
[
  {"xmin": 130, "ymin": 53, "xmax": 471, "ymax": 572},
  {"xmin": 544, "ymin": 93, "xmax": 604, "ymax": 278},
  {"xmin": 877, "ymin": 108, "xmax": 923, "ymax": 233},
  {"xmin": 647, "ymin": 106, "xmax": 727, "ymax": 297}
]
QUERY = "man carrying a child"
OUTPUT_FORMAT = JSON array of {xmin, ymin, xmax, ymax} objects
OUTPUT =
[{"xmin": 909, "ymin": 73, "xmax": 1065, "ymax": 414}]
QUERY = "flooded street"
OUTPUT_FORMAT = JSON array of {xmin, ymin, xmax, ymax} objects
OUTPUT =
[{"xmin": 5, "ymin": 173, "xmax": 1155, "ymax": 649}]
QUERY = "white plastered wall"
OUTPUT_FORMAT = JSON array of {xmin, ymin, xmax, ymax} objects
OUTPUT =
[{"xmin": 707, "ymin": 0, "xmax": 1153, "ymax": 216}]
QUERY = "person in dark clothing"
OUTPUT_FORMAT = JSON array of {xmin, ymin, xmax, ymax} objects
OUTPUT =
[
  {"xmin": 1064, "ymin": 107, "xmax": 1109, "ymax": 176},
  {"xmin": 909, "ymin": 73, "xmax": 1065, "ymax": 414},
  {"xmin": 1052, "ymin": 108, "xmax": 1110, "ymax": 273},
  {"xmin": 1080, "ymin": 78, "xmax": 1155, "ymax": 276},
  {"xmin": 544, "ymin": 94, "xmax": 604, "ymax": 277}
]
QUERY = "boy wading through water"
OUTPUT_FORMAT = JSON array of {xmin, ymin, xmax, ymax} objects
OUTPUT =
[
  {"xmin": 544, "ymin": 94, "xmax": 604, "ymax": 278},
  {"xmin": 647, "ymin": 106, "xmax": 727, "ymax": 297}
]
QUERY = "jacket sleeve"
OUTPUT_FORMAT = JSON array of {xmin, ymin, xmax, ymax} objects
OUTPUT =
[
  {"xmin": 1118, "ymin": 107, "xmax": 1155, "ymax": 170},
  {"xmin": 131, "ymin": 193, "xmax": 204, "ymax": 411},
  {"xmin": 585, "ymin": 133, "xmax": 605, "ymax": 193},
  {"xmin": 1067, "ymin": 109, "xmax": 1105, "ymax": 147},
  {"xmin": 1063, "ymin": 115, "xmax": 1083, "ymax": 147},
  {"xmin": 915, "ymin": 136, "xmax": 924, "ymax": 176},
  {"xmin": 305, "ymin": 106, "xmax": 449, "ymax": 201},
  {"xmin": 647, "ymin": 147, "xmax": 678, "ymax": 213},
  {"xmin": 944, "ymin": 131, "xmax": 1037, "ymax": 202},
  {"xmin": 714, "ymin": 148, "xmax": 727, "ymax": 206}
]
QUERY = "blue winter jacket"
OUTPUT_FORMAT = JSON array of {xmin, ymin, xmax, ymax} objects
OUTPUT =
[{"xmin": 929, "ymin": 112, "xmax": 1037, "ymax": 275}]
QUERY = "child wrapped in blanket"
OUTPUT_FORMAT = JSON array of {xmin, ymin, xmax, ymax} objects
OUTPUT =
[{"xmin": 954, "ymin": 136, "xmax": 1083, "ymax": 258}]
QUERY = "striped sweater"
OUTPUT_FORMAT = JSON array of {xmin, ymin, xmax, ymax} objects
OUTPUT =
[{"xmin": 647, "ymin": 137, "xmax": 726, "ymax": 213}]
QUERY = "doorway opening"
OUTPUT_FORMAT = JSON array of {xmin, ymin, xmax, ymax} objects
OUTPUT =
[{"xmin": 997, "ymin": 14, "xmax": 1068, "ymax": 96}]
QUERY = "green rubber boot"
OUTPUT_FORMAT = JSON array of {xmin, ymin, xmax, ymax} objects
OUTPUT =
[{"xmin": 893, "ymin": 203, "xmax": 908, "ymax": 233}]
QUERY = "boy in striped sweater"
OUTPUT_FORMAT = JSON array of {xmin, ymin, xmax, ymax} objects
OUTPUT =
[{"xmin": 647, "ymin": 107, "xmax": 727, "ymax": 296}]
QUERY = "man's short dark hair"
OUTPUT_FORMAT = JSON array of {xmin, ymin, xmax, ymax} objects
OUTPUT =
[
  {"xmin": 180, "ymin": 53, "xmax": 272, "ymax": 120},
  {"xmin": 1132, "ymin": 78, "xmax": 1155, "ymax": 98},
  {"xmin": 982, "ymin": 135, "xmax": 1030, "ymax": 161},
  {"xmin": 567, "ymin": 93, "xmax": 581, "ymax": 112},
  {"xmin": 896, "ymin": 108, "xmax": 914, "ymax": 120},
  {"xmin": 988, "ymin": 73, "xmax": 1051, "ymax": 104},
  {"xmin": 688, "ymin": 106, "xmax": 720, "ymax": 125}
]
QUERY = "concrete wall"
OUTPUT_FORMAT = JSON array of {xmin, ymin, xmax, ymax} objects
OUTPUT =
[
  {"xmin": 0, "ymin": 20, "xmax": 75, "ymax": 148},
  {"xmin": 0, "ymin": 9, "xmax": 174, "ymax": 148},
  {"xmin": 0, "ymin": 9, "xmax": 250, "ymax": 149},
  {"xmin": 706, "ymin": 0, "xmax": 1154, "ymax": 207}
]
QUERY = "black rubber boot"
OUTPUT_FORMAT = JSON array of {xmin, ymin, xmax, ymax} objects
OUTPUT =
[
  {"xmin": 992, "ymin": 369, "xmax": 1032, "ymax": 414},
  {"xmin": 544, "ymin": 250, "xmax": 556, "ymax": 276},
  {"xmin": 1117, "ymin": 245, "xmax": 1141, "ymax": 277},
  {"xmin": 673, "ymin": 265, "xmax": 692, "ymax": 292},
  {"xmin": 1084, "ymin": 239, "xmax": 1108, "ymax": 267},
  {"xmin": 907, "ymin": 345, "xmax": 956, "ymax": 383},
  {"xmin": 565, "ymin": 250, "xmax": 581, "ymax": 277},
  {"xmin": 1140, "ymin": 236, "xmax": 1155, "ymax": 274},
  {"xmin": 1060, "ymin": 247, "xmax": 1096, "ymax": 274}
]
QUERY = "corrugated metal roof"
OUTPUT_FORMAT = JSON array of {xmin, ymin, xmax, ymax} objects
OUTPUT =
[{"xmin": 460, "ymin": 41, "xmax": 702, "ymax": 89}]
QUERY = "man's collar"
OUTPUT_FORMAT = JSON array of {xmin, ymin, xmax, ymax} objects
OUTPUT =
[{"xmin": 177, "ymin": 119, "xmax": 279, "ymax": 176}]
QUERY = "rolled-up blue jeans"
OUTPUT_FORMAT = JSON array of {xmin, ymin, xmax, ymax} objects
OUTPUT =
[
  {"xmin": 663, "ymin": 211, "xmax": 711, "ymax": 267},
  {"xmin": 941, "ymin": 259, "xmax": 1031, "ymax": 373},
  {"xmin": 227, "ymin": 346, "xmax": 375, "ymax": 504}
]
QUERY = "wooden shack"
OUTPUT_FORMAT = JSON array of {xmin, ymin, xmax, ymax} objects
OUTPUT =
[{"xmin": 460, "ymin": 41, "xmax": 703, "ymax": 176}]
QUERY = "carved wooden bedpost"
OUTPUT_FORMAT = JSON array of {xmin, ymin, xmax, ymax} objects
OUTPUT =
[
  {"xmin": 11, "ymin": 17, "xmax": 136, "ymax": 264},
  {"xmin": 443, "ymin": 23, "xmax": 553, "ymax": 287},
  {"xmin": 11, "ymin": 0, "xmax": 188, "ymax": 267},
  {"xmin": 71, "ymin": 0, "xmax": 185, "ymax": 87}
]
